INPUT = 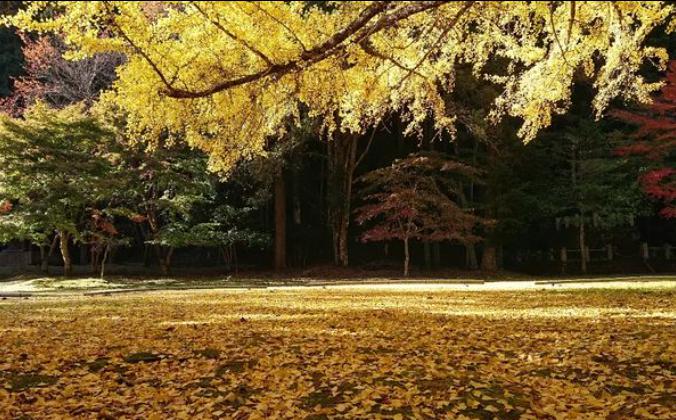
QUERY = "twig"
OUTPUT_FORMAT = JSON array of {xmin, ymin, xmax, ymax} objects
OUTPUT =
[{"xmin": 355, "ymin": 123, "xmax": 379, "ymax": 169}]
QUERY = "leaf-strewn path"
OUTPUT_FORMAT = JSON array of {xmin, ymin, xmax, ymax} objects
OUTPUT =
[{"xmin": 1, "ymin": 286, "xmax": 674, "ymax": 418}]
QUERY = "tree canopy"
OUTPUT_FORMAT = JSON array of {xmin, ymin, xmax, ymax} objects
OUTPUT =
[
  {"xmin": 355, "ymin": 152, "xmax": 488, "ymax": 275},
  {"xmin": 6, "ymin": 1, "xmax": 673, "ymax": 171}
]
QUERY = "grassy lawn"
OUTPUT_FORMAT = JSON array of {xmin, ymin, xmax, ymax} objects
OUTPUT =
[{"xmin": 0, "ymin": 286, "xmax": 674, "ymax": 418}]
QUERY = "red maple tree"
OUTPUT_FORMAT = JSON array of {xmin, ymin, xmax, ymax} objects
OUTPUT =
[
  {"xmin": 0, "ymin": 200, "xmax": 12, "ymax": 215},
  {"xmin": 612, "ymin": 60, "xmax": 675, "ymax": 218},
  {"xmin": 0, "ymin": 34, "xmax": 122, "ymax": 116},
  {"xmin": 354, "ymin": 153, "xmax": 489, "ymax": 276}
]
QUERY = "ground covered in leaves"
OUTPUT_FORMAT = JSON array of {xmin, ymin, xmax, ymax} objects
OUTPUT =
[{"xmin": 0, "ymin": 285, "xmax": 674, "ymax": 419}]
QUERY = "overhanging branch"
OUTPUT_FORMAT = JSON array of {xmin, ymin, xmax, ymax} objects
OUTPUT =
[{"xmin": 115, "ymin": 1, "xmax": 457, "ymax": 99}]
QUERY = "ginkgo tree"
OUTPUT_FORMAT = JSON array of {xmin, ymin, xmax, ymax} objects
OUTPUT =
[{"xmin": 5, "ymin": 1, "xmax": 672, "ymax": 173}]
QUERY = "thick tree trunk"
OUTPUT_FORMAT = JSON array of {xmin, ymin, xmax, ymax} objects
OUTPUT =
[
  {"xmin": 291, "ymin": 165, "xmax": 304, "ymax": 267},
  {"xmin": 403, "ymin": 238, "xmax": 410, "ymax": 277},
  {"xmin": 274, "ymin": 169, "xmax": 286, "ymax": 270},
  {"xmin": 335, "ymin": 217, "xmax": 349, "ymax": 267},
  {"xmin": 59, "ymin": 231, "xmax": 72, "ymax": 277},
  {"xmin": 481, "ymin": 244, "xmax": 498, "ymax": 271}
]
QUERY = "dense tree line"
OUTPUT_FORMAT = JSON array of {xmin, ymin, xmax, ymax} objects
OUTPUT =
[{"xmin": 0, "ymin": 2, "xmax": 673, "ymax": 277}]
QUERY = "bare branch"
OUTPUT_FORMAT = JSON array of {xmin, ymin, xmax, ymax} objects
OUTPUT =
[{"xmin": 355, "ymin": 123, "xmax": 379, "ymax": 169}]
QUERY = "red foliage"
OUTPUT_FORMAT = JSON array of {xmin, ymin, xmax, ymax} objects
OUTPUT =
[
  {"xmin": 0, "ymin": 200, "xmax": 13, "ymax": 215},
  {"xmin": 611, "ymin": 60, "xmax": 676, "ymax": 218},
  {"xmin": 91, "ymin": 210, "xmax": 118, "ymax": 236},
  {"xmin": 129, "ymin": 214, "xmax": 148, "ymax": 224},
  {"xmin": 0, "ymin": 35, "xmax": 58, "ymax": 116},
  {"xmin": 0, "ymin": 33, "xmax": 122, "ymax": 116},
  {"xmin": 355, "ymin": 154, "xmax": 488, "ymax": 245}
]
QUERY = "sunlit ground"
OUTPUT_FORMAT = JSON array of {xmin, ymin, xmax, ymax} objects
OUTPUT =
[{"xmin": 0, "ymin": 285, "xmax": 674, "ymax": 418}]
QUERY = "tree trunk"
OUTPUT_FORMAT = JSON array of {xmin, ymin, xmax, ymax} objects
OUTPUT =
[
  {"xmin": 336, "ymin": 216, "xmax": 349, "ymax": 267},
  {"xmin": 465, "ymin": 244, "xmax": 478, "ymax": 270},
  {"xmin": 481, "ymin": 243, "xmax": 498, "ymax": 271},
  {"xmin": 327, "ymin": 134, "xmax": 357, "ymax": 267},
  {"xmin": 100, "ymin": 243, "xmax": 110, "ymax": 279},
  {"xmin": 403, "ymin": 238, "xmax": 410, "ymax": 277},
  {"xmin": 274, "ymin": 168, "xmax": 286, "ymax": 270},
  {"xmin": 91, "ymin": 243, "xmax": 102, "ymax": 274},
  {"xmin": 79, "ymin": 243, "xmax": 88, "ymax": 265},
  {"xmin": 40, "ymin": 245, "xmax": 46, "ymax": 272},
  {"xmin": 41, "ymin": 235, "xmax": 58, "ymax": 273},
  {"xmin": 291, "ymin": 165, "xmax": 303, "ymax": 267},
  {"xmin": 159, "ymin": 247, "xmax": 174, "ymax": 275},
  {"xmin": 433, "ymin": 243, "xmax": 441, "ymax": 267},
  {"xmin": 59, "ymin": 231, "xmax": 72, "ymax": 277},
  {"xmin": 423, "ymin": 241, "xmax": 432, "ymax": 270},
  {"xmin": 579, "ymin": 215, "xmax": 587, "ymax": 274},
  {"xmin": 160, "ymin": 261, "xmax": 168, "ymax": 275}
]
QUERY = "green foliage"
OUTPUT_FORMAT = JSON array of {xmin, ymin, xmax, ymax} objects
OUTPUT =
[
  {"xmin": 535, "ymin": 118, "xmax": 648, "ymax": 229},
  {"xmin": 114, "ymin": 139, "xmax": 270, "ymax": 256},
  {"xmin": 0, "ymin": 103, "xmax": 121, "ymax": 246}
]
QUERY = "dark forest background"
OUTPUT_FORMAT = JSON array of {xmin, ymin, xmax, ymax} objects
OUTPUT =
[{"xmin": 0, "ymin": 1, "xmax": 674, "ymax": 277}]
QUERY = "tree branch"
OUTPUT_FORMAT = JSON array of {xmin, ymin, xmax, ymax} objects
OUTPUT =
[
  {"xmin": 249, "ymin": 2, "xmax": 308, "ymax": 52},
  {"xmin": 190, "ymin": 1, "xmax": 273, "ymax": 66},
  {"xmin": 102, "ymin": 1, "xmax": 175, "ymax": 93},
  {"xmin": 548, "ymin": 3, "xmax": 574, "ymax": 68},
  {"xmin": 359, "ymin": 39, "xmax": 426, "ymax": 79},
  {"xmin": 566, "ymin": 1, "xmax": 576, "ymax": 47},
  {"xmin": 355, "ymin": 123, "xmax": 379, "ymax": 169},
  {"xmin": 160, "ymin": 1, "xmax": 456, "ymax": 98},
  {"xmin": 394, "ymin": 1, "xmax": 474, "ymax": 89}
]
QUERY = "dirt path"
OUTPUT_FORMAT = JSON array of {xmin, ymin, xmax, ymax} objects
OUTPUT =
[{"xmin": 1, "ymin": 274, "xmax": 674, "ymax": 297}]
